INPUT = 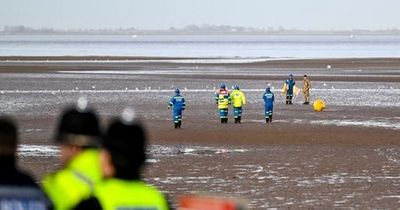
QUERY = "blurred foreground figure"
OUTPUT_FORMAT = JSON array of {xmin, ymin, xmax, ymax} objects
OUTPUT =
[
  {"xmin": 230, "ymin": 85, "xmax": 246, "ymax": 123},
  {"xmin": 168, "ymin": 88, "xmax": 186, "ymax": 128},
  {"xmin": 0, "ymin": 117, "xmax": 52, "ymax": 210},
  {"xmin": 74, "ymin": 108, "xmax": 170, "ymax": 210},
  {"xmin": 42, "ymin": 98, "xmax": 102, "ymax": 210},
  {"xmin": 215, "ymin": 84, "xmax": 231, "ymax": 124}
]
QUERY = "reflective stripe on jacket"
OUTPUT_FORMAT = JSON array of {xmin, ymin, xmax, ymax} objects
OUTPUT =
[
  {"xmin": 42, "ymin": 149, "xmax": 101, "ymax": 210},
  {"xmin": 95, "ymin": 179, "xmax": 169, "ymax": 210},
  {"xmin": 230, "ymin": 89, "xmax": 246, "ymax": 108}
]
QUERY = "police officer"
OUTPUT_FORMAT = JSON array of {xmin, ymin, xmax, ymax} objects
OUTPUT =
[
  {"xmin": 302, "ymin": 74, "xmax": 311, "ymax": 105},
  {"xmin": 0, "ymin": 117, "xmax": 53, "ymax": 210},
  {"xmin": 230, "ymin": 85, "xmax": 246, "ymax": 123},
  {"xmin": 42, "ymin": 97, "xmax": 102, "ymax": 210},
  {"xmin": 284, "ymin": 74, "xmax": 296, "ymax": 104},
  {"xmin": 168, "ymin": 88, "xmax": 186, "ymax": 128},
  {"xmin": 74, "ymin": 108, "xmax": 170, "ymax": 210},
  {"xmin": 215, "ymin": 84, "xmax": 231, "ymax": 123},
  {"xmin": 263, "ymin": 86, "xmax": 275, "ymax": 123}
]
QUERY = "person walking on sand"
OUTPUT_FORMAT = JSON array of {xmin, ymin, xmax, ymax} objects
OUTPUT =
[
  {"xmin": 74, "ymin": 109, "xmax": 170, "ymax": 210},
  {"xmin": 42, "ymin": 97, "xmax": 102, "ymax": 210},
  {"xmin": 230, "ymin": 85, "xmax": 246, "ymax": 123},
  {"xmin": 283, "ymin": 74, "xmax": 296, "ymax": 104},
  {"xmin": 215, "ymin": 84, "xmax": 231, "ymax": 123},
  {"xmin": 263, "ymin": 86, "xmax": 275, "ymax": 123},
  {"xmin": 168, "ymin": 88, "xmax": 186, "ymax": 128},
  {"xmin": 0, "ymin": 117, "xmax": 53, "ymax": 210},
  {"xmin": 302, "ymin": 75, "xmax": 311, "ymax": 104}
]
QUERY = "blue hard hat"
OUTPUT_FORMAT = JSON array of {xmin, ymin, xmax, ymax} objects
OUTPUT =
[
  {"xmin": 234, "ymin": 85, "xmax": 239, "ymax": 90},
  {"xmin": 289, "ymin": 74, "xmax": 293, "ymax": 77},
  {"xmin": 220, "ymin": 84, "xmax": 226, "ymax": 89},
  {"xmin": 266, "ymin": 87, "xmax": 271, "ymax": 91},
  {"xmin": 175, "ymin": 88, "xmax": 180, "ymax": 94}
]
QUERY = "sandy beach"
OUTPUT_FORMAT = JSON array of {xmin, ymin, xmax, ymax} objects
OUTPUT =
[{"xmin": 1, "ymin": 56, "xmax": 400, "ymax": 209}]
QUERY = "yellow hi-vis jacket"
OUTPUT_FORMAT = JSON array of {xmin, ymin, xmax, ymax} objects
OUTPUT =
[
  {"xmin": 42, "ymin": 149, "xmax": 102, "ymax": 210},
  {"xmin": 230, "ymin": 89, "xmax": 246, "ymax": 108},
  {"xmin": 94, "ymin": 179, "xmax": 169, "ymax": 210},
  {"xmin": 215, "ymin": 89, "xmax": 231, "ymax": 109}
]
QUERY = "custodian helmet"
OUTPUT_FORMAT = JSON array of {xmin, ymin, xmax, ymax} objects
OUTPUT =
[
  {"xmin": 103, "ymin": 108, "xmax": 146, "ymax": 177},
  {"xmin": 54, "ymin": 97, "xmax": 101, "ymax": 147}
]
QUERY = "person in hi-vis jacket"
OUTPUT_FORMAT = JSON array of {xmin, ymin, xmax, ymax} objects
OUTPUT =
[
  {"xmin": 215, "ymin": 84, "xmax": 231, "ymax": 124},
  {"xmin": 230, "ymin": 85, "xmax": 246, "ymax": 123},
  {"xmin": 263, "ymin": 86, "xmax": 275, "ymax": 123},
  {"xmin": 168, "ymin": 88, "xmax": 186, "ymax": 128}
]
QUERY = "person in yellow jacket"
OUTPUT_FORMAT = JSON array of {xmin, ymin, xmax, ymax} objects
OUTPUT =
[
  {"xmin": 42, "ymin": 97, "xmax": 102, "ymax": 210},
  {"xmin": 230, "ymin": 85, "xmax": 246, "ymax": 123},
  {"xmin": 73, "ymin": 108, "xmax": 170, "ymax": 210},
  {"xmin": 215, "ymin": 84, "xmax": 231, "ymax": 123}
]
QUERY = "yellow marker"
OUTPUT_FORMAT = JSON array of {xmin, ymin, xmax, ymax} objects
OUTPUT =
[{"xmin": 313, "ymin": 99, "xmax": 326, "ymax": 112}]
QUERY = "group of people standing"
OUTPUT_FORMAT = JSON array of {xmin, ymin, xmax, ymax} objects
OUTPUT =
[
  {"xmin": 167, "ymin": 74, "xmax": 311, "ymax": 127},
  {"xmin": 283, "ymin": 74, "xmax": 311, "ymax": 105},
  {"xmin": 1, "ymin": 98, "xmax": 171, "ymax": 210}
]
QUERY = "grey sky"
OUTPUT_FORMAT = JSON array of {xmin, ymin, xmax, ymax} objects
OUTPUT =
[{"xmin": 1, "ymin": 0, "xmax": 399, "ymax": 30}]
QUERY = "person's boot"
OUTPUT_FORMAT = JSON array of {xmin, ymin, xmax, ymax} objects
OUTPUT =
[
  {"xmin": 238, "ymin": 116, "xmax": 241, "ymax": 123},
  {"xmin": 221, "ymin": 118, "xmax": 224, "ymax": 124},
  {"xmin": 269, "ymin": 115, "xmax": 272, "ymax": 123},
  {"xmin": 266, "ymin": 118, "xmax": 269, "ymax": 123},
  {"xmin": 174, "ymin": 122, "xmax": 179, "ymax": 128},
  {"xmin": 225, "ymin": 118, "xmax": 228, "ymax": 123},
  {"xmin": 178, "ymin": 121, "xmax": 182, "ymax": 128}
]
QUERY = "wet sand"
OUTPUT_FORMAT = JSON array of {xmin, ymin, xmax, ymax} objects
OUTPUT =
[{"xmin": 1, "ymin": 57, "xmax": 400, "ymax": 209}]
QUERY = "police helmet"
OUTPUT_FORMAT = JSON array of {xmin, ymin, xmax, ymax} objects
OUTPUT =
[
  {"xmin": 54, "ymin": 97, "xmax": 101, "ymax": 147},
  {"xmin": 103, "ymin": 108, "xmax": 146, "ymax": 173},
  {"xmin": 266, "ymin": 87, "xmax": 271, "ymax": 92},
  {"xmin": 234, "ymin": 85, "xmax": 240, "ymax": 90},
  {"xmin": 220, "ymin": 84, "xmax": 226, "ymax": 89},
  {"xmin": 175, "ymin": 88, "xmax": 180, "ymax": 94}
]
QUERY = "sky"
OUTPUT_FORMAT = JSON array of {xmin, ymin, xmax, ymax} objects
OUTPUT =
[{"xmin": 1, "ymin": 0, "xmax": 400, "ymax": 30}]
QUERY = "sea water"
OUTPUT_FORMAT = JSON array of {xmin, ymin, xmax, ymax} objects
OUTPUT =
[{"xmin": 1, "ymin": 35, "xmax": 400, "ymax": 58}]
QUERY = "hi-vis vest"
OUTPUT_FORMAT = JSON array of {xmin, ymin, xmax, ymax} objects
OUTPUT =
[
  {"xmin": 95, "ymin": 179, "xmax": 169, "ymax": 210},
  {"xmin": 0, "ymin": 186, "xmax": 52, "ymax": 210},
  {"xmin": 42, "ymin": 149, "xmax": 101, "ymax": 210},
  {"xmin": 215, "ymin": 89, "xmax": 230, "ymax": 109},
  {"xmin": 230, "ymin": 90, "xmax": 246, "ymax": 108}
]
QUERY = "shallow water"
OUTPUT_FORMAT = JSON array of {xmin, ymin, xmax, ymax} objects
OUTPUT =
[{"xmin": 1, "ymin": 35, "xmax": 400, "ymax": 58}]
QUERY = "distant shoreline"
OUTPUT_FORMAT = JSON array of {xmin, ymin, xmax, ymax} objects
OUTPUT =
[{"xmin": 2, "ymin": 25, "xmax": 400, "ymax": 36}]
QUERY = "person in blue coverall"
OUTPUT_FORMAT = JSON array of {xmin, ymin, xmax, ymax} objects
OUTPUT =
[
  {"xmin": 168, "ymin": 88, "xmax": 186, "ymax": 128},
  {"xmin": 263, "ymin": 86, "xmax": 275, "ymax": 123},
  {"xmin": 285, "ymin": 74, "xmax": 296, "ymax": 104}
]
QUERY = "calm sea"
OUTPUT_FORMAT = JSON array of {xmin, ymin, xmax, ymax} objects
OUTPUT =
[{"xmin": 0, "ymin": 35, "xmax": 400, "ymax": 58}]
